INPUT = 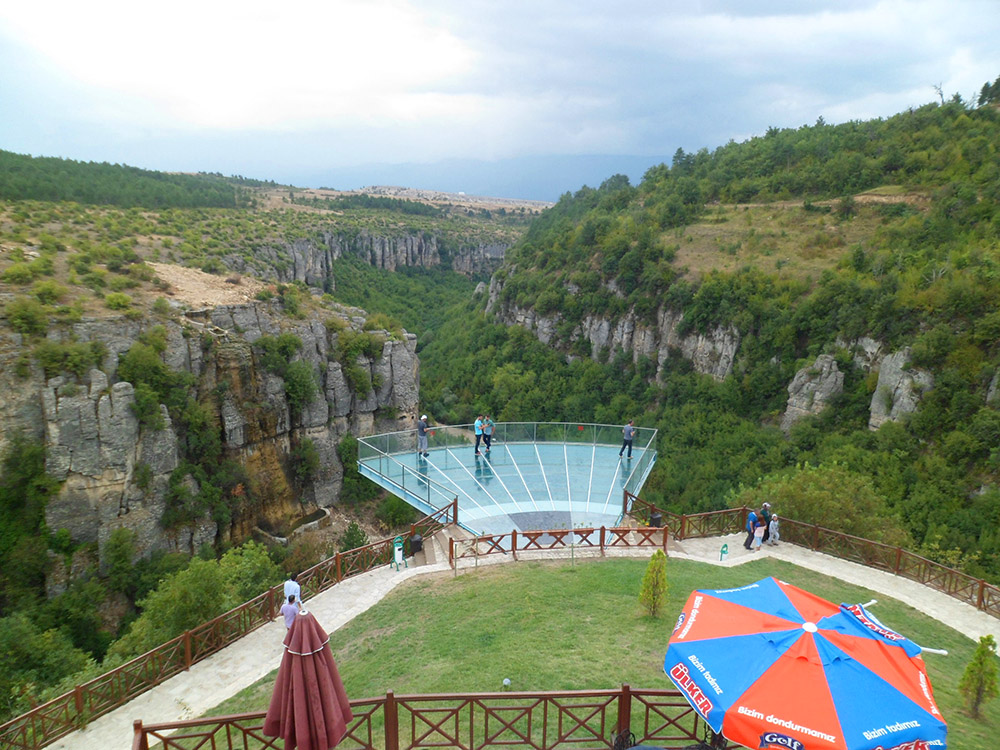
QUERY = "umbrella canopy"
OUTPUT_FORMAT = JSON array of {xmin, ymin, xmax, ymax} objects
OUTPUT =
[
  {"xmin": 664, "ymin": 577, "xmax": 947, "ymax": 750},
  {"xmin": 264, "ymin": 610, "xmax": 354, "ymax": 750}
]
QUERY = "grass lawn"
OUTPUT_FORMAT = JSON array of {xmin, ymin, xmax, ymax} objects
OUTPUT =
[{"xmin": 209, "ymin": 556, "xmax": 999, "ymax": 749}]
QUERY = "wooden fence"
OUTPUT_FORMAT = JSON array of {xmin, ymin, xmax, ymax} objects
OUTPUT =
[
  {"xmin": 449, "ymin": 525, "xmax": 669, "ymax": 566},
  {"xmin": 131, "ymin": 685, "xmax": 718, "ymax": 750},
  {"xmin": 0, "ymin": 500, "xmax": 459, "ymax": 750},
  {"xmin": 624, "ymin": 491, "xmax": 1000, "ymax": 619}
]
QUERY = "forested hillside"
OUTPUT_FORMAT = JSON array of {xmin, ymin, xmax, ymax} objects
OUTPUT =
[{"xmin": 420, "ymin": 92, "xmax": 1000, "ymax": 583}]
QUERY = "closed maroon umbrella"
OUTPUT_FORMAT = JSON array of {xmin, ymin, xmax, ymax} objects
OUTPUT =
[{"xmin": 264, "ymin": 610, "xmax": 354, "ymax": 750}]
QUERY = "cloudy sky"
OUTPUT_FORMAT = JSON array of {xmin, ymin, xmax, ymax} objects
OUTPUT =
[{"xmin": 1, "ymin": 0, "xmax": 998, "ymax": 199}]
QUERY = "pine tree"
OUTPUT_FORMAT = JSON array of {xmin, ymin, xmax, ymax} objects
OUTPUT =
[
  {"xmin": 959, "ymin": 634, "xmax": 999, "ymax": 717},
  {"xmin": 638, "ymin": 549, "xmax": 668, "ymax": 616}
]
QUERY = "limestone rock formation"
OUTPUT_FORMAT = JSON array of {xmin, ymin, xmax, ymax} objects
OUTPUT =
[
  {"xmin": 1, "ymin": 301, "xmax": 418, "ymax": 568},
  {"xmin": 226, "ymin": 231, "xmax": 508, "ymax": 287},
  {"xmin": 780, "ymin": 354, "xmax": 844, "ymax": 432},
  {"xmin": 868, "ymin": 348, "xmax": 933, "ymax": 430},
  {"xmin": 486, "ymin": 277, "xmax": 739, "ymax": 381}
]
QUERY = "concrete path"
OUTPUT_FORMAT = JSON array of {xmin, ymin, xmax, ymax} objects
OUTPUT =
[{"xmin": 50, "ymin": 532, "xmax": 1000, "ymax": 750}]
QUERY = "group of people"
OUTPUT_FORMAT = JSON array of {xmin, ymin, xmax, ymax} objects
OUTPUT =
[{"xmin": 743, "ymin": 502, "xmax": 780, "ymax": 552}]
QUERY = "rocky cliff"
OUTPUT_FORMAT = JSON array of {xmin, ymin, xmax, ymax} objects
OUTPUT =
[
  {"xmin": 485, "ymin": 276, "xmax": 740, "ymax": 381},
  {"xmin": 227, "ymin": 231, "xmax": 508, "ymax": 288},
  {"xmin": 2, "ymin": 301, "xmax": 418, "ymax": 566}
]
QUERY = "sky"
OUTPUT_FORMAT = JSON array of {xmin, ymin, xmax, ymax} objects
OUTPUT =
[{"xmin": 1, "ymin": 0, "xmax": 998, "ymax": 201}]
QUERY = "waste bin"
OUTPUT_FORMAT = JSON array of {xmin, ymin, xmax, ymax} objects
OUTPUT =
[
  {"xmin": 410, "ymin": 534, "xmax": 423, "ymax": 554},
  {"xmin": 649, "ymin": 512, "xmax": 662, "ymax": 528}
]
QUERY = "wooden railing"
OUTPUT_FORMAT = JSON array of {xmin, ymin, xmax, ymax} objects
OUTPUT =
[
  {"xmin": 131, "ymin": 685, "xmax": 720, "ymax": 750},
  {"xmin": 0, "ymin": 501, "xmax": 459, "ymax": 750},
  {"xmin": 623, "ymin": 491, "xmax": 1000, "ymax": 619},
  {"xmin": 449, "ymin": 525, "xmax": 669, "ymax": 566}
]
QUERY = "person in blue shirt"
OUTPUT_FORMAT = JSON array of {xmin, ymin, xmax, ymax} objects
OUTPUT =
[
  {"xmin": 743, "ymin": 508, "xmax": 758, "ymax": 550},
  {"xmin": 474, "ymin": 415, "xmax": 484, "ymax": 455}
]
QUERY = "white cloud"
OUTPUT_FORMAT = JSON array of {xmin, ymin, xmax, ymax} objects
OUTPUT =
[{"xmin": 0, "ymin": 0, "xmax": 476, "ymax": 129}]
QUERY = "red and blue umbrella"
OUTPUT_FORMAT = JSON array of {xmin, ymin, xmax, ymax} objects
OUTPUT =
[{"xmin": 664, "ymin": 577, "xmax": 947, "ymax": 750}]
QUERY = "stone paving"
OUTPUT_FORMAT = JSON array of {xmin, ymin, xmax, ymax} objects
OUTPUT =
[{"xmin": 50, "ymin": 532, "xmax": 1000, "ymax": 750}]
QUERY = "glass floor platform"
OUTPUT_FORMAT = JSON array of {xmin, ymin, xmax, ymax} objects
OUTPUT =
[{"xmin": 357, "ymin": 422, "xmax": 657, "ymax": 536}]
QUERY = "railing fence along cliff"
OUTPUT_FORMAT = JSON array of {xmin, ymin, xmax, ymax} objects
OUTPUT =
[
  {"xmin": 131, "ymin": 685, "xmax": 717, "ymax": 750},
  {"xmin": 449, "ymin": 525, "xmax": 669, "ymax": 566},
  {"xmin": 623, "ymin": 491, "xmax": 1000, "ymax": 618},
  {"xmin": 0, "ymin": 500, "xmax": 458, "ymax": 750}
]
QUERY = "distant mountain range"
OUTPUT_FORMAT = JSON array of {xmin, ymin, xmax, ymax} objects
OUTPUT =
[{"xmin": 298, "ymin": 154, "xmax": 673, "ymax": 203}]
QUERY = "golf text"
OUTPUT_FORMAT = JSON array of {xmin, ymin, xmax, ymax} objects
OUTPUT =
[
  {"xmin": 678, "ymin": 595, "xmax": 702, "ymax": 639},
  {"xmin": 846, "ymin": 605, "xmax": 904, "ymax": 641},
  {"xmin": 758, "ymin": 731, "xmax": 804, "ymax": 750},
  {"xmin": 687, "ymin": 654, "xmax": 723, "ymax": 695},
  {"xmin": 737, "ymin": 706, "xmax": 836, "ymax": 744},
  {"xmin": 669, "ymin": 663, "xmax": 713, "ymax": 717},
  {"xmin": 863, "ymin": 721, "xmax": 921, "ymax": 741}
]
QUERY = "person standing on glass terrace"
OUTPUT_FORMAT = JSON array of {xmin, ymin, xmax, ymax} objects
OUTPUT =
[
  {"xmin": 619, "ymin": 419, "xmax": 635, "ymax": 459},
  {"xmin": 417, "ymin": 414, "xmax": 429, "ymax": 457},
  {"xmin": 474, "ymin": 414, "xmax": 484, "ymax": 455},
  {"xmin": 482, "ymin": 414, "xmax": 494, "ymax": 451}
]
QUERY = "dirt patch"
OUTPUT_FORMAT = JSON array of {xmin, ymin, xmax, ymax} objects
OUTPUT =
[{"xmin": 148, "ymin": 262, "xmax": 268, "ymax": 308}]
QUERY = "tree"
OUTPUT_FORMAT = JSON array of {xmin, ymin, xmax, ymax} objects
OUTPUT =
[
  {"xmin": 638, "ymin": 549, "xmax": 668, "ymax": 616},
  {"xmin": 218, "ymin": 541, "xmax": 282, "ymax": 602},
  {"xmin": 959, "ymin": 634, "xmax": 999, "ymax": 717},
  {"xmin": 339, "ymin": 521, "xmax": 369, "ymax": 553}
]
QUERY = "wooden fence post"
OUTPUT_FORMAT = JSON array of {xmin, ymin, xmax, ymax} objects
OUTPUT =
[
  {"xmin": 978, "ymin": 580, "xmax": 986, "ymax": 611},
  {"xmin": 184, "ymin": 631, "xmax": 192, "ymax": 670},
  {"xmin": 133, "ymin": 720, "xmax": 149, "ymax": 750},
  {"xmin": 385, "ymin": 690, "xmax": 399, "ymax": 750},
  {"xmin": 449, "ymin": 537, "xmax": 455, "ymax": 568},
  {"xmin": 74, "ymin": 684, "xmax": 84, "ymax": 715},
  {"xmin": 680, "ymin": 514, "xmax": 687, "ymax": 541},
  {"xmin": 812, "ymin": 524, "xmax": 820, "ymax": 550},
  {"xmin": 600, "ymin": 526, "xmax": 606, "ymax": 556},
  {"xmin": 617, "ymin": 683, "xmax": 632, "ymax": 737},
  {"xmin": 336, "ymin": 552, "xmax": 342, "ymax": 583},
  {"xmin": 453, "ymin": 497, "xmax": 458, "ymax": 524},
  {"xmin": 894, "ymin": 546, "xmax": 903, "ymax": 576},
  {"xmin": 511, "ymin": 530, "xmax": 518, "ymax": 561}
]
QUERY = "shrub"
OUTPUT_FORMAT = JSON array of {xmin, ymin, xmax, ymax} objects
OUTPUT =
[
  {"xmin": 339, "ymin": 521, "xmax": 369, "ymax": 552},
  {"xmin": 291, "ymin": 437, "xmax": 321, "ymax": 483},
  {"xmin": 638, "ymin": 549, "xmax": 668, "ymax": 616},
  {"xmin": 4, "ymin": 297, "xmax": 49, "ymax": 335},
  {"xmin": 959, "ymin": 634, "xmax": 999, "ymax": 717},
  {"xmin": 104, "ymin": 292, "xmax": 132, "ymax": 310},
  {"xmin": 32, "ymin": 280, "xmax": 67, "ymax": 304},
  {"xmin": 284, "ymin": 360, "xmax": 318, "ymax": 415},
  {"xmin": 376, "ymin": 495, "xmax": 417, "ymax": 528}
]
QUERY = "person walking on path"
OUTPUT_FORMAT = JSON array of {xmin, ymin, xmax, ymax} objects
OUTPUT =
[
  {"xmin": 280, "ymin": 594, "xmax": 300, "ymax": 629},
  {"xmin": 619, "ymin": 420, "xmax": 635, "ymax": 459},
  {"xmin": 483, "ymin": 415, "xmax": 494, "ymax": 451},
  {"xmin": 474, "ymin": 415, "xmax": 484, "ymax": 455},
  {"xmin": 417, "ymin": 415, "xmax": 430, "ymax": 457},
  {"xmin": 768, "ymin": 514, "xmax": 780, "ymax": 546},
  {"xmin": 283, "ymin": 573, "xmax": 301, "ymax": 604},
  {"xmin": 752, "ymin": 520, "xmax": 765, "ymax": 552},
  {"xmin": 743, "ymin": 508, "xmax": 758, "ymax": 550}
]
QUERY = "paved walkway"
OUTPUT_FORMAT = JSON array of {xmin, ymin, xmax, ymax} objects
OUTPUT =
[{"xmin": 51, "ymin": 533, "xmax": 1000, "ymax": 750}]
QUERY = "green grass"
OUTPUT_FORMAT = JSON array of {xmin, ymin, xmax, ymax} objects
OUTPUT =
[{"xmin": 208, "ymin": 557, "xmax": 998, "ymax": 749}]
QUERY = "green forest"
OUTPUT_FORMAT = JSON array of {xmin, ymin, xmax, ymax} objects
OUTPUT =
[{"xmin": 1, "ymin": 84, "xmax": 1000, "ymax": 722}]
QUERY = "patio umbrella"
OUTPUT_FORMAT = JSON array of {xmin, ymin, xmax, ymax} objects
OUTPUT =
[
  {"xmin": 664, "ymin": 577, "xmax": 947, "ymax": 750},
  {"xmin": 264, "ymin": 610, "xmax": 354, "ymax": 750}
]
